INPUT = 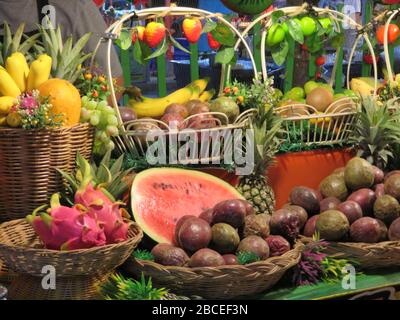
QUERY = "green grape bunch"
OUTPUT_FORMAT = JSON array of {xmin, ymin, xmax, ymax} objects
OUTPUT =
[{"xmin": 81, "ymin": 96, "xmax": 120, "ymax": 155}]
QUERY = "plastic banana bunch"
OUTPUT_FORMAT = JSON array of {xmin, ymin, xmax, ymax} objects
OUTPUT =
[{"xmin": 0, "ymin": 52, "xmax": 52, "ymax": 127}]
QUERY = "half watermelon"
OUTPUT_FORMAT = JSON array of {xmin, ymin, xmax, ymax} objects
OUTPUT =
[{"xmin": 131, "ymin": 168, "xmax": 244, "ymax": 244}]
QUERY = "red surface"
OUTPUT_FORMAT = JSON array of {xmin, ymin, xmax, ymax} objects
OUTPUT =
[{"xmin": 267, "ymin": 149, "xmax": 354, "ymax": 209}]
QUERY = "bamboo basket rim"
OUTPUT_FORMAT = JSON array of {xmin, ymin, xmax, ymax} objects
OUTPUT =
[
  {"xmin": 132, "ymin": 241, "xmax": 303, "ymax": 273},
  {"xmin": 0, "ymin": 122, "xmax": 91, "ymax": 133}
]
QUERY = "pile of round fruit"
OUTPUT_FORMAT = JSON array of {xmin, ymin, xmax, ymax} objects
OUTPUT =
[
  {"xmin": 150, "ymin": 199, "xmax": 294, "ymax": 268},
  {"xmin": 280, "ymin": 157, "xmax": 400, "ymax": 244}
]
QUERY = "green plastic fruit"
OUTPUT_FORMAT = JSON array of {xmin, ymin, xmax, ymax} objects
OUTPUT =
[
  {"xmin": 304, "ymin": 80, "xmax": 319, "ymax": 95},
  {"xmin": 221, "ymin": 0, "xmax": 273, "ymax": 16},
  {"xmin": 287, "ymin": 87, "xmax": 306, "ymax": 101},
  {"xmin": 319, "ymin": 83, "xmax": 334, "ymax": 95},
  {"xmin": 300, "ymin": 17, "xmax": 317, "ymax": 36},
  {"xmin": 209, "ymin": 97, "xmax": 240, "ymax": 123},
  {"xmin": 318, "ymin": 18, "xmax": 333, "ymax": 33},
  {"xmin": 266, "ymin": 24, "xmax": 286, "ymax": 47}
]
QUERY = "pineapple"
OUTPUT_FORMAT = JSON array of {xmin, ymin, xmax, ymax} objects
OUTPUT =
[
  {"xmin": 0, "ymin": 22, "xmax": 41, "ymax": 65},
  {"xmin": 57, "ymin": 151, "xmax": 134, "ymax": 206},
  {"xmin": 37, "ymin": 21, "xmax": 92, "ymax": 83},
  {"xmin": 350, "ymin": 96, "xmax": 400, "ymax": 170},
  {"xmin": 237, "ymin": 104, "xmax": 282, "ymax": 215}
]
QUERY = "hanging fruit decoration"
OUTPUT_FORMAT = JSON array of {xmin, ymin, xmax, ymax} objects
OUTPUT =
[
  {"xmin": 93, "ymin": 0, "xmax": 105, "ymax": 7},
  {"xmin": 376, "ymin": 24, "xmax": 400, "ymax": 45},
  {"xmin": 220, "ymin": 0, "xmax": 274, "ymax": 15},
  {"xmin": 182, "ymin": 17, "xmax": 203, "ymax": 44}
]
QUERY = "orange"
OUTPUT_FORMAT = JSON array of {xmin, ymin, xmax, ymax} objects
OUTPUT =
[{"xmin": 38, "ymin": 79, "xmax": 82, "ymax": 126}]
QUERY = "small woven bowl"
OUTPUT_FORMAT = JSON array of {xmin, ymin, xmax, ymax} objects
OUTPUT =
[{"xmin": 0, "ymin": 219, "xmax": 143, "ymax": 277}]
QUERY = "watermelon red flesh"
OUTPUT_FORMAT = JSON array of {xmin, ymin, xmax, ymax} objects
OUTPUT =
[{"xmin": 131, "ymin": 168, "xmax": 244, "ymax": 244}]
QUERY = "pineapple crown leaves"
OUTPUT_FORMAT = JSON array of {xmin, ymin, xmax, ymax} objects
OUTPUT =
[
  {"xmin": 101, "ymin": 273, "xmax": 169, "ymax": 300},
  {"xmin": 350, "ymin": 96, "xmax": 400, "ymax": 169},
  {"xmin": 133, "ymin": 249, "xmax": 155, "ymax": 261},
  {"xmin": 0, "ymin": 22, "xmax": 42, "ymax": 65},
  {"xmin": 57, "ymin": 151, "xmax": 133, "ymax": 205},
  {"xmin": 237, "ymin": 251, "xmax": 260, "ymax": 265},
  {"xmin": 37, "ymin": 18, "xmax": 92, "ymax": 83}
]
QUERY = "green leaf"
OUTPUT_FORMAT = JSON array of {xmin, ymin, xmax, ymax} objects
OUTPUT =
[
  {"xmin": 118, "ymin": 29, "xmax": 132, "ymax": 50},
  {"xmin": 145, "ymin": 37, "xmax": 168, "ymax": 60},
  {"xmin": 211, "ymin": 23, "xmax": 236, "ymax": 47},
  {"xmin": 286, "ymin": 19, "xmax": 304, "ymax": 44},
  {"xmin": 169, "ymin": 35, "xmax": 191, "ymax": 54},
  {"xmin": 271, "ymin": 39, "xmax": 289, "ymax": 66},
  {"xmin": 133, "ymin": 40, "xmax": 146, "ymax": 65},
  {"xmin": 215, "ymin": 46, "xmax": 235, "ymax": 65},
  {"xmin": 203, "ymin": 20, "xmax": 217, "ymax": 34},
  {"xmin": 331, "ymin": 33, "xmax": 345, "ymax": 49},
  {"xmin": 271, "ymin": 10, "xmax": 285, "ymax": 24}
]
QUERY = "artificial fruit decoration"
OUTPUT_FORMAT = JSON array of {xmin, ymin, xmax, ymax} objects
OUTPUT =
[
  {"xmin": 182, "ymin": 17, "xmax": 202, "ymax": 44},
  {"xmin": 376, "ymin": 24, "xmax": 400, "ymax": 45},
  {"xmin": 144, "ymin": 22, "xmax": 166, "ymax": 48},
  {"xmin": 207, "ymin": 32, "xmax": 221, "ymax": 50},
  {"xmin": 132, "ymin": 26, "xmax": 145, "ymax": 44}
]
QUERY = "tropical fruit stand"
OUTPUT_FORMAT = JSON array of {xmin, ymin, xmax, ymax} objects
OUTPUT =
[{"xmin": 1, "ymin": 0, "xmax": 400, "ymax": 301}]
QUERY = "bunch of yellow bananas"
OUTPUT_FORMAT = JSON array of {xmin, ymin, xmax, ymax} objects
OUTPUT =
[
  {"xmin": 128, "ymin": 78, "xmax": 216, "ymax": 118},
  {"xmin": 0, "ymin": 52, "xmax": 52, "ymax": 127}
]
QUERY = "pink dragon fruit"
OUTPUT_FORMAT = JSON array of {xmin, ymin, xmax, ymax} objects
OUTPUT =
[
  {"xmin": 74, "ymin": 169, "xmax": 131, "ymax": 244},
  {"xmin": 26, "ymin": 194, "xmax": 106, "ymax": 250}
]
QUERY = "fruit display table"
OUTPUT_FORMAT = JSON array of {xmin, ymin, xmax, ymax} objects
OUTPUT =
[{"xmin": 259, "ymin": 270, "xmax": 400, "ymax": 300}]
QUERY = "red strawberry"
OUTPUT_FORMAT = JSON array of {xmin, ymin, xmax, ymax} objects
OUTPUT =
[
  {"xmin": 132, "ymin": 26, "xmax": 145, "ymax": 44},
  {"xmin": 182, "ymin": 18, "xmax": 202, "ymax": 44},
  {"xmin": 144, "ymin": 22, "xmax": 166, "ymax": 48},
  {"xmin": 207, "ymin": 32, "xmax": 221, "ymax": 50}
]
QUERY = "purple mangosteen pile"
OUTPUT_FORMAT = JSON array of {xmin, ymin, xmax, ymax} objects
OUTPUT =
[
  {"xmin": 286, "ymin": 157, "xmax": 400, "ymax": 243},
  {"xmin": 150, "ymin": 199, "xmax": 293, "ymax": 268}
]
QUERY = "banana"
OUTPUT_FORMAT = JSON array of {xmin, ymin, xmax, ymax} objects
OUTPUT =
[
  {"xmin": 350, "ymin": 78, "xmax": 381, "ymax": 97},
  {"xmin": 186, "ymin": 77, "xmax": 210, "ymax": 94},
  {"xmin": 190, "ymin": 86, "xmax": 201, "ymax": 100},
  {"xmin": 199, "ymin": 89, "xmax": 216, "ymax": 102},
  {"xmin": 26, "ymin": 54, "xmax": 52, "ymax": 91},
  {"xmin": 0, "ymin": 96, "xmax": 17, "ymax": 114},
  {"xmin": 0, "ymin": 66, "xmax": 21, "ymax": 98},
  {"xmin": 129, "ymin": 87, "xmax": 193, "ymax": 118},
  {"xmin": 5, "ymin": 52, "xmax": 30, "ymax": 92}
]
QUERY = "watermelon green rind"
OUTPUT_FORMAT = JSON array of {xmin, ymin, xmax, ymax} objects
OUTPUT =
[{"xmin": 131, "ymin": 168, "xmax": 245, "ymax": 244}]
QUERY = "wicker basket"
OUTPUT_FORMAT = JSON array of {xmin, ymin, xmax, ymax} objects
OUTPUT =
[
  {"xmin": 123, "ymin": 242, "xmax": 303, "ymax": 299},
  {"xmin": 0, "ymin": 219, "xmax": 143, "ymax": 300},
  {"xmin": 301, "ymin": 237, "xmax": 400, "ymax": 270},
  {"xmin": 0, "ymin": 124, "xmax": 94, "ymax": 222},
  {"xmin": 0, "ymin": 259, "xmax": 17, "ymax": 284}
]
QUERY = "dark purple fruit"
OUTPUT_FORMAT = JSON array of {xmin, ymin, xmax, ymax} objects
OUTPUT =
[
  {"xmin": 389, "ymin": 217, "xmax": 400, "ymax": 241},
  {"xmin": 270, "ymin": 209, "xmax": 301, "ymax": 241},
  {"xmin": 377, "ymin": 219, "xmax": 388, "ymax": 242},
  {"xmin": 303, "ymin": 215, "xmax": 319, "ymax": 237},
  {"xmin": 347, "ymin": 188, "xmax": 376, "ymax": 216},
  {"xmin": 174, "ymin": 215, "xmax": 197, "ymax": 246},
  {"xmin": 320, "ymin": 197, "xmax": 341, "ymax": 213},
  {"xmin": 212, "ymin": 199, "xmax": 247, "ymax": 228},
  {"xmin": 375, "ymin": 184, "xmax": 385, "ymax": 198},
  {"xmin": 164, "ymin": 103, "xmax": 189, "ymax": 118},
  {"xmin": 350, "ymin": 217, "xmax": 381, "ymax": 243},
  {"xmin": 178, "ymin": 217, "xmax": 212, "ymax": 252},
  {"xmin": 161, "ymin": 113, "xmax": 186, "ymax": 130},
  {"xmin": 237, "ymin": 236, "xmax": 270, "ymax": 260},
  {"xmin": 289, "ymin": 186, "xmax": 320, "ymax": 215},
  {"xmin": 198, "ymin": 209, "xmax": 213, "ymax": 224},
  {"xmin": 285, "ymin": 205, "xmax": 308, "ymax": 229},
  {"xmin": 265, "ymin": 235, "xmax": 291, "ymax": 257},
  {"xmin": 238, "ymin": 200, "xmax": 255, "ymax": 215},
  {"xmin": 119, "ymin": 107, "xmax": 137, "ymax": 123},
  {"xmin": 373, "ymin": 195, "xmax": 400, "ymax": 225},
  {"xmin": 384, "ymin": 170, "xmax": 400, "ymax": 182},
  {"xmin": 189, "ymin": 248, "xmax": 225, "ymax": 268},
  {"xmin": 316, "ymin": 210, "xmax": 350, "ymax": 241},
  {"xmin": 222, "ymin": 254, "xmax": 239, "ymax": 265},
  {"xmin": 336, "ymin": 201, "xmax": 363, "ymax": 224},
  {"xmin": 372, "ymin": 166, "xmax": 384, "ymax": 184},
  {"xmin": 384, "ymin": 174, "xmax": 400, "ymax": 201},
  {"xmin": 151, "ymin": 243, "xmax": 189, "ymax": 267},
  {"xmin": 210, "ymin": 223, "xmax": 240, "ymax": 254}
]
